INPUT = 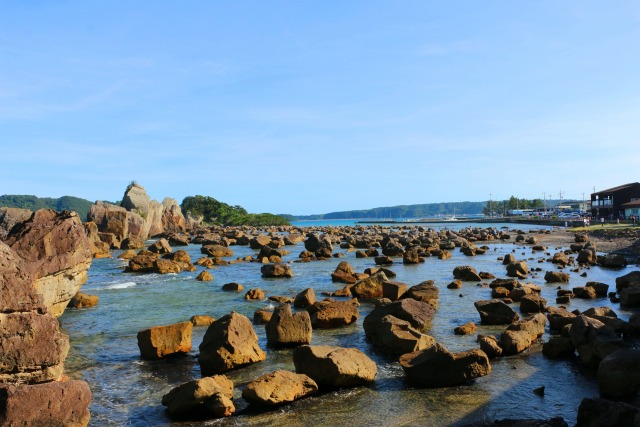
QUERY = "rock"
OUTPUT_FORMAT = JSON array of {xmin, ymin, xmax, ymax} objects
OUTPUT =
[
  {"xmin": 585, "ymin": 281, "xmax": 609, "ymax": 297},
  {"xmin": 161, "ymin": 375, "xmax": 234, "ymax": 419},
  {"xmin": 148, "ymin": 238, "xmax": 172, "ymax": 254},
  {"xmin": 597, "ymin": 349, "xmax": 640, "ymax": 398},
  {"xmin": 293, "ymin": 345, "xmax": 377, "ymax": 387},
  {"xmin": 403, "ymin": 281, "xmax": 439, "ymax": 309},
  {"xmin": 84, "ymin": 221, "xmax": 111, "ymax": 258},
  {"xmin": 331, "ymin": 261, "xmax": 358, "ymax": 284},
  {"xmin": 598, "ymin": 254, "xmax": 627, "ymax": 268},
  {"xmin": 294, "ymin": 288, "xmax": 316, "ymax": 308},
  {"xmin": 454, "ymin": 322, "xmax": 477, "ymax": 335},
  {"xmin": 137, "ymin": 321, "xmax": 193, "ymax": 360},
  {"xmin": 266, "ymin": 304, "xmax": 312, "ymax": 347},
  {"xmin": 506, "ymin": 261, "xmax": 529, "ymax": 278},
  {"xmin": 492, "ymin": 287, "xmax": 510, "ymax": 298},
  {"xmin": 568, "ymin": 315, "xmax": 626, "ymax": 368},
  {"xmin": 474, "ymin": 300, "xmax": 519, "ymax": 325},
  {"xmin": 501, "ymin": 330, "xmax": 533, "ymax": 355},
  {"xmin": 199, "ymin": 312, "xmax": 266, "ymax": 375},
  {"xmin": 363, "ymin": 298, "xmax": 436, "ymax": 332},
  {"xmin": 542, "ymin": 337, "xmax": 575, "ymax": 359},
  {"xmin": 351, "ymin": 272, "xmax": 388, "ymax": 299},
  {"xmin": 577, "ymin": 248, "xmax": 597, "ymax": 265},
  {"xmin": 261, "ymin": 263, "xmax": 294, "ymax": 278},
  {"xmin": 161, "ymin": 198, "xmax": 187, "ymax": 234},
  {"xmin": 573, "ymin": 286, "xmax": 597, "ymax": 299},
  {"xmin": 544, "ymin": 271, "xmax": 570, "ymax": 284},
  {"xmin": 201, "ymin": 244, "xmax": 233, "ymax": 258},
  {"xmin": 520, "ymin": 294, "xmax": 547, "ymax": 313},
  {"xmin": 154, "ymin": 258, "xmax": 182, "ymax": 274},
  {"xmin": 253, "ymin": 308, "xmax": 273, "ymax": 325},
  {"xmin": 196, "ymin": 271, "xmax": 214, "ymax": 281},
  {"xmin": 616, "ymin": 270, "xmax": 640, "ymax": 291},
  {"xmin": 126, "ymin": 253, "xmax": 159, "ymax": 272},
  {"xmin": 242, "ymin": 370, "xmax": 318, "ymax": 406},
  {"xmin": 462, "ymin": 418, "xmax": 568, "ymax": 427},
  {"xmin": 576, "ymin": 398, "xmax": 640, "ymax": 427},
  {"xmin": 399, "ymin": 343, "xmax": 491, "ymax": 387},
  {"xmin": 222, "ymin": 282, "xmax": 244, "ymax": 292},
  {"xmin": 0, "ymin": 380, "xmax": 92, "ymax": 427},
  {"xmin": 477, "ymin": 335, "xmax": 503, "ymax": 358},
  {"xmin": 547, "ymin": 306, "xmax": 578, "ymax": 332},
  {"xmin": 621, "ymin": 286, "xmax": 640, "ymax": 307},
  {"xmin": 507, "ymin": 313, "xmax": 546, "ymax": 341},
  {"xmin": 366, "ymin": 314, "xmax": 435, "ymax": 357},
  {"xmin": 0, "ymin": 242, "xmax": 69, "ymax": 384},
  {"xmin": 383, "ymin": 280, "xmax": 408, "ymax": 301},
  {"xmin": 245, "ymin": 288, "xmax": 265, "ymax": 300},
  {"xmin": 191, "ymin": 315, "xmax": 215, "ymax": 326},
  {"xmin": 309, "ymin": 299, "xmax": 359, "ymax": 329},
  {"xmin": 5, "ymin": 209, "xmax": 92, "ymax": 317},
  {"xmin": 551, "ymin": 252, "xmax": 569, "ymax": 266},
  {"xmin": 68, "ymin": 291, "xmax": 98, "ymax": 309},
  {"xmin": 453, "ymin": 266, "xmax": 482, "ymax": 281},
  {"xmin": 447, "ymin": 280, "xmax": 462, "ymax": 289},
  {"xmin": 0, "ymin": 207, "xmax": 32, "ymax": 240},
  {"xmin": 403, "ymin": 250, "xmax": 420, "ymax": 264}
]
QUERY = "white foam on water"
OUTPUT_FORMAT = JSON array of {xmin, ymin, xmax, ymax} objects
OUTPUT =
[{"xmin": 103, "ymin": 282, "xmax": 136, "ymax": 290}]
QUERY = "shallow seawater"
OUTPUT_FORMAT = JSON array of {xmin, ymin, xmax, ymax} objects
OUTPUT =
[{"xmin": 60, "ymin": 223, "xmax": 640, "ymax": 426}]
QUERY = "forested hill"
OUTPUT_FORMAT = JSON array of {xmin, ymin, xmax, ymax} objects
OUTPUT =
[
  {"xmin": 286, "ymin": 201, "xmax": 487, "ymax": 220},
  {"xmin": 0, "ymin": 195, "xmax": 94, "ymax": 220}
]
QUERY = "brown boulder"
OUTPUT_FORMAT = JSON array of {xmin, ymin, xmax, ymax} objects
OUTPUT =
[
  {"xmin": 597, "ymin": 349, "xmax": 640, "ymax": 398},
  {"xmin": 294, "ymin": 288, "xmax": 316, "ymax": 308},
  {"xmin": 399, "ymin": 343, "xmax": 491, "ymax": 388},
  {"xmin": 366, "ymin": 314, "xmax": 435, "ymax": 357},
  {"xmin": 403, "ymin": 281, "xmax": 439, "ymax": 310},
  {"xmin": 242, "ymin": 370, "xmax": 318, "ymax": 406},
  {"xmin": 261, "ymin": 263, "xmax": 294, "ymax": 278},
  {"xmin": 199, "ymin": 312, "xmax": 266, "ymax": 375},
  {"xmin": 84, "ymin": 221, "xmax": 111, "ymax": 258},
  {"xmin": 161, "ymin": 375, "xmax": 234, "ymax": 419},
  {"xmin": 196, "ymin": 271, "xmax": 214, "ymax": 281},
  {"xmin": 6, "ymin": 209, "xmax": 92, "ymax": 317},
  {"xmin": 363, "ymin": 298, "xmax": 436, "ymax": 332},
  {"xmin": 545, "ymin": 271, "xmax": 570, "ymax": 283},
  {"xmin": 201, "ymin": 244, "xmax": 234, "ymax": 258},
  {"xmin": 191, "ymin": 315, "xmax": 215, "ymax": 326},
  {"xmin": 309, "ymin": 299, "xmax": 359, "ymax": 329},
  {"xmin": 266, "ymin": 304, "xmax": 312, "ymax": 347},
  {"xmin": 506, "ymin": 261, "xmax": 529, "ymax": 278},
  {"xmin": 293, "ymin": 345, "xmax": 377, "ymax": 387},
  {"xmin": 0, "ymin": 380, "xmax": 92, "ymax": 427},
  {"xmin": 454, "ymin": 322, "xmax": 477, "ymax": 335},
  {"xmin": 383, "ymin": 280, "xmax": 408, "ymax": 301},
  {"xmin": 576, "ymin": 398, "xmax": 640, "ymax": 427},
  {"xmin": 519, "ymin": 294, "xmax": 547, "ymax": 313},
  {"xmin": 154, "ymin": 258, "xmax": 181, "ymax": 274},
  {"xmin": 331, "ymin": 261, "xmax": 358, "ymax": 284},
  {"xmin": 351, "ymin": 271, "xmax": 388, "ymax": 299},
  {"xmin": 148, "ymin": 238, "xmax": 172, "ymax": 254},
  {"xmin": 477, "ymin": 335, "xmax": 503, "ymax": 358},
  {"xmin": 453, "ymin": 266, "xmax": 482, "ymax": 281},
  {"xmin": 222, "ymin": 282, "xmax": 244, "ymax": 292},
  {"xmin": 137, "ymin": 321, "xmax": 193, "ymax": 360},
  {"xmin": 68, "ymin": 291, "xmax": 98, "ymax": 309},
  {"xmin": 474, "ymin": 299, "xmax": 519, "ymax": 325},
  {"xmin": 0, "ymin": 207, "xmax": 32, "ymax": 240},
  {"xmin": 569, "ymin": 315, "xmax": 626, "ymax": 368}
]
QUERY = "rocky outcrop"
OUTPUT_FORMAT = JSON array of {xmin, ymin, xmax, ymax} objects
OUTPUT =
[
  {"xmin": 88, "ymin": 183, "xmax": 186, "ymax": 244},
  {"xmin": 84, "ymin": 221, "xmax": 111, "ymax": 258},
  {"xmin": 199, "ymin": 312, "xmax": 266, "ymax": 375},
  {"xmin": 5, "ymin": 209, "xmax": 92, "ymax": 317},
  {"xmin": 293, "ymin": 345, "xmax": 377, "ymax": 387},
  {"xmin": 569, "ymin": 315, "xmax": 626, "ymax": 368},
  {"xmin": 399, "ymin": 343, "xmax": 491, "ymax": 387},
  {"xmin": 0, "ymin": 380, "xmax": 92, "ymax": 426},
  {"xmin": 137, "ymin": 322, "xmax": 193, "ymax": 360},
  {"xmin": 242, "ymin": 370, "xmax": 318, "ymax": 406},
  {"xmin": 161, "ymin": 375, "xmax": 234, "ymax": 419},
  {"xmin": 0, "ymin": 240, "xmax": 92, "ymax": 425}
]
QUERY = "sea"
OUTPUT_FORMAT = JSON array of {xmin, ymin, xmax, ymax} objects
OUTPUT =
[{"xmin": 60, "ymin": 220, "xmax": 640, "ymax": 426}]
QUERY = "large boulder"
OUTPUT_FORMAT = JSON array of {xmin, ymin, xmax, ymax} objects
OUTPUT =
[
  {"xmin": 474, "ymin": 300, "xmax": 519, "ymax": 325},
  {"xmin": 399, "ymin": 343, "xmax": 491, "ymax": 388},
  {"xmin": 453, "ymin": 266, "xmax": 482, "ymax": 281},
  {"xmin": 121, "ymin": 182, "xmax": 151, "ymax": 217},
  {"xmin": 616, "ymin": 270, "xmax": 640, "ymax": 291},
  {"xmin": 544, "ymin": 271, "xmax": 570, "ymax": 284},
  {"xmin": 5, "ymin": 209, "xmax": 92, "ymax": 317},
  {"xmin": 242, "ymin": 370, "xmax": 318, "ymax": 406},
  {"xmin": 331, "ymin": 261, "xmax": 358, "ymax": 284},
  {"xmin": 576, "ymin": 398, "xmax": 640, "ymax": 427},
  {"xmin": 365, "ymin": 314, "xmax": 435, "ymax": 357},
  {"xmin": 293, "ymin": 345, "xmax": 377, "ymax": 387},
  {"xmin": 261, "ymin": 263, "xmax": 294, "ymax": 278},
  {"xmin": 569, "ymin": 315, "xmax": 626, "ymax": 368},
  {"xmin": 506, "ymin": 261, "xmax": 529, "ymax": 278},
  {"xmin": 363, "ymin": 298, "xmax": 436, "ymax": 332},
  {"xmin": 0, "ymin": 380, "xmax": 92, "ymax": 427},
  {"xmin": 597, "ymin": 349, "xmax": 640, "ymax": 398},
  {"xmin": 161, "ymin": 375, "xmax": 234, "ymax": 419},
  {"xmin": 137, "ymin": 322, "xmax": 193, "ymax": 360},
  {"xmin": 201, "ymin": 244, "xmax": 233, "ymax": 258},
  {"xmin": 351, "ymin": 272, "xmax": 388, "ymax": 299},
  {"xmin": 308, "ymin": 299, "xmax": 359, "ymax": 329},
  {"xmin": 403, "ymin": 281, "xmax": 439, "ymax": 310},
  {"xmin": 83, "ymin": 221, "xmax": 111, "ymax": 258},
  {"xmin": 199, "ymin": 312, "xmax": 266, "ymax": 375},
  {"xmin": 265, "ymin": 304, "xmax": 312, "ymax": 347}
]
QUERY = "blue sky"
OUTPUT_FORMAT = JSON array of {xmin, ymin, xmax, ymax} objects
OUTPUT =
[{"xmin": 1, "ymin": 1, "xmax": 639, "ymax": 215}]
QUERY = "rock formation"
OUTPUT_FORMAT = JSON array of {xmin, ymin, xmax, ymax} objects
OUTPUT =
[{"xmin": 5, "ymin": 209, "xmax": 92, "ymax": 317}]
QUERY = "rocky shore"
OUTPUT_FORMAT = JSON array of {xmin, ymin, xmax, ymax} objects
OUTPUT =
[{"xmin": 2, "ymin": 183, "xmax": 640, "ymax": 425}]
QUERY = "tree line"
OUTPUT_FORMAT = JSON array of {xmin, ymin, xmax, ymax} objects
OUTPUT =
[{"xmin": 181, "ymin": 195, "xmax": 290, "ymax": 226}]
